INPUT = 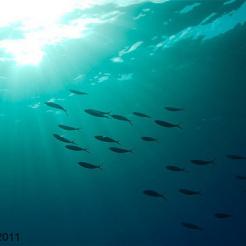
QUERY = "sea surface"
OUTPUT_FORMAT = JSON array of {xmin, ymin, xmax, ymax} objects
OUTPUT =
[{"xmin": 0, "ymin": 0, "xmax": 246, "ymax": 245}]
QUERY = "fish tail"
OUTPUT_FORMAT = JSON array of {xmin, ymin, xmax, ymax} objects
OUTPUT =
[
  {"xmin": 85, "ymin": 149, "xmax": 90, "ymax": 153},
  {"xmin": 64, "ymin": 110, "xmax": 69, "ymax": 117},
  {"xmin": 161, "ymin": 195, "xmax": 168, "ymax": 201},
  {"xmin": 177, "ymin": 123, "xmax": 183, "ymax": 129},
  {"xmin": 116, "ymin": 141, "xmax": 121, "ymax": 145},
  {"xmin": 128, "ymin": 120, "xmax": 133, "ymax": 126}
]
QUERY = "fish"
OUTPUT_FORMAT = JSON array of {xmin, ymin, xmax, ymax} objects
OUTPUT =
[
  {"xmin": 181, "ymin": 222, "xmax": 202, "ymax": 230},
  {"xmin": 65, "ymin": 145, "xmax": 89, "ymax": 153},
  {"xmin": 45, "ymin": 101, "xmax": 68, "ymax": 115},
  {"xmin": 214, "ymin": 213, "xmax": 232, "ymax": 219},
  {"xmin": 53, "ymin": 134, "xmax": 75, "ymax": 144},
  {"xmin": 155, "ymin": 120, "xmax": 182, "ymax": 129},
  {"xmin": 141, "ymin": 136, "xmax": 158, "ymax": 142},
  {"xmin": 95, "ymin": 136, "xmax": 120, "ymax": 145},
  {"xmin": 190, "ymin": 159, "xmax": 215, "ymax": 165},
  {"xmin": 143, "ymin": 190, "xmax": 167, "ymax": 200},
  {"xmin": 84, "ymin": 109, "xmax": 110, "ymax": 118},
  {"xmin": 58, "ymin": 124, "xmax": 80, "ymax": 131},
  {"xmin": 109, "ymin": 147, "xmax": 132, "ymax": 153},
  {"xmin": 165, "ymin": 165, "xmax": 186, "ymax": 172},
  {"xmin": 69, "ymin": 89, "xmax": 88, "ymax": 95},
  {"xmin": 111, "ymin": 114, "xmax": 132, "ymax": 125},
  {"xmin": 165, "ymin": 106, "xmax": 184, "ymax": 112},
  {"xmin": 226, "ymin": 154, "xmax": 246, "ymax": 160},
  {"xmin": 179, "ymin": 188, "xmax": 201, "ymax": 196},
  {"xmin": 235, "ymin": 175, "xmax": 246, "ymax": 180},
  {"xmin": 133, "ymin": 112, "xmax": 151, "ymax": 118},
  {"xmin": 78, "ymin": 162, "xmax": 101, "ymax": 170}
]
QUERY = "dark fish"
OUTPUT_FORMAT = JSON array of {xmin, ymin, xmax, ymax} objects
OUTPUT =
[
  {"xmin": 155, "ymin": 120, "xmax": 182, "ymax": 129},
  {"xmin": 166, "ymin": 165, "xmax": 186, "ymax": 172},
  {"xmin": 45, "ymin": 101, "xmax": 68, "ymax": 115},
  {"xmin": 179, "ymin": 188, "xmax": 201, "ymax": 196},
  {"xmin": 84, "ymin": 109, "xmax": 110, "ymax": 118},
  {"xmin": 78, "ymin": 162, "xmax": 101, "ymax": 170},
  {"xmin": 65, "ymin": 145, "xmax": 89, "ymax": 153},
  {"xmin": 181, "ymin": 222, "xmax": 202, "ymax": 230},
  {"xmin": 53, "ymin": 134, "xmax": 75, "ymax": 144},
  {"xmin": 226, "ymin": 154, "xmax": 246, "ymax": 160},
  {"xmin": 214, "ymin": 213, "xmax": 232, "ymax": 219},
  {"xmin": 111, "ymin": 114, "xmax": 132, "ymax": 125},
  {"xmin": 165, "ymin": 106, "xmax": 184, "ymax": 112},
  {"xmin": 109, "ymin": 147, "xmax": 132, "ymax": 153},
  {"xmin": 190, "ymin": 159, "xmax": 214, "ymax": 165},
  {"xmin": 143, "ymin": 190, "xmax": 167, "ymax": 200},
  {"xmin": 235, "ymin": 175, "xmax": 246, "ymax": 180},
  {"xmin": 58, "ymin": 124, "xmax": 80, "ymax": 131},
  {"xmin": 133, "ymin": 112, "xmax": 151, "ymax": 118},
  {"xmin": 95, "ymin": 136, "xmax": 120, "ymax": 145},
  {"xmin": 141, "ymin": 136, "xmax": 158, "ymax": 142},
  {"xmin": 69, "ymin": 89, "xmax": 88, "ymax": 95}
]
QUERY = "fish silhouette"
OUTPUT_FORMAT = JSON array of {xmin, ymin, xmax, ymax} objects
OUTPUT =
[
  {"xmin": 45, "ymin": 101, "xmax": 68, "ymax": 115},
  {"xmin": 109, "ymin": 147, "xmax": 132, "ymax": 153},
  {"xmin": 165, "ymin": 165, "xmax": 186, "ymax": 172},
  {"xmin": 84, "ymin": 109, "xmax": 110, "ymax": 118},
  {"xmin": 133, "ymin": 112, "xmax": 151, "ymax": 118},
  {"xmin": 111, "ymin": 114, "xmax": 132, "ymax": 125},
  {"xmin": 155, "ymin": 120, "xmax": 182, "ymax": 129},
  {"xmin": 143, "ymin": 190, "xmax": 167, "ymax": 200},
  {"xmin": 95, "ymin": 136, "xmax": 120, "ymax": 145},
  {"xmin": 65, "ymin": 145, "xmax": 89, "ymax": 153},
  {"xmin": 78, "ymin": 162, "xmax": 101, "ymax": 170},
  {"xmin": 53, "ymin": 134, "xmax": 75, "ymax": 144},
  {"xmin": 58, "ymin": 124, "xmax": 80, "ymax": 131},
  {"xmin": 69, "ymin": 89, "xmax": 88, "ymax": 95},
  {"xmin": 181, "ymin": 222, "xmax": 202, "ymax": 231}
]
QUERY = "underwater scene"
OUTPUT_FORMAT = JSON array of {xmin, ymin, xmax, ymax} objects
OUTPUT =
[{"xmin": 1, "ymin": 0, "xmax": 246, "ymax": 245}]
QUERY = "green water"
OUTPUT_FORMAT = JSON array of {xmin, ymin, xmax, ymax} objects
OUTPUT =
[{"xmin": 0, "ymin": 0, "xmax": 246, "ymax": 245}]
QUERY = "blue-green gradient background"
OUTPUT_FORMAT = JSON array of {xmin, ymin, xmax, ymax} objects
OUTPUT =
[{"xmin": 1, "ymin": 0, "xmax": 246, "ymax": 245}]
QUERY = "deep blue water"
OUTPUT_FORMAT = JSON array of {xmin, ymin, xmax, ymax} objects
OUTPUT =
[{"xmin": 0, "ymin": 0, "xmax": 246, "ymax": 245}]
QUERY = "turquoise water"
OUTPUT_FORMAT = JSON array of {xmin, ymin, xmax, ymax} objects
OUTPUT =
[{"xmin": 1, "ymin": 0, "xmax": 246, "ymax": 245}]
